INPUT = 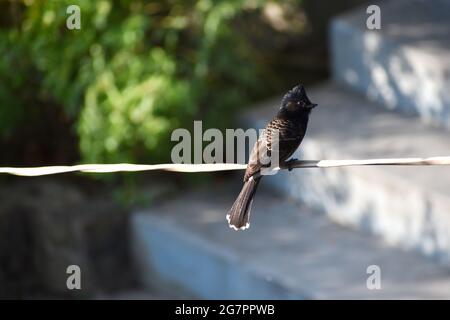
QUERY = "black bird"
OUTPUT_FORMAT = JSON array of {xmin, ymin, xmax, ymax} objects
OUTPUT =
[{"xmin": 226, "ymin": 85, "xmax": 317, "ymax": 230}]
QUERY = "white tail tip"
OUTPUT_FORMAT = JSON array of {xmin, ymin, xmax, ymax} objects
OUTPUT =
[{"xmin": 226, "ymin": 214, "xmax": 250, "ymax": 231}]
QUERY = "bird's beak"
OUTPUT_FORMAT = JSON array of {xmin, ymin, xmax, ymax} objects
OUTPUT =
[{"xmin": 308, "ymin": 103, "xmax": 317, "ymax": 109}]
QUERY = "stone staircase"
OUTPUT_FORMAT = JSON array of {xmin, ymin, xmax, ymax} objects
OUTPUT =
[
  {"xmin": 244, "ymin": 82, "xmax": 450, "ymax": 263},
  {"xmin": 130, "ymin": 0, "xmax": 450, "ymax": 299},
  {"xmin": 133, "ymin": 180, "xmax": 450, "ymax": 299},
  {"xmin": 331, "ymin": 0, "xmax": 450, "ymax": 127},
  {"xmin": 248, "ymin": 0, "xmax": 450, "ymax": 263}
]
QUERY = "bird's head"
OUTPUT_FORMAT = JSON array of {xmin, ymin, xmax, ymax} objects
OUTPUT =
[{"xmin": 279, "ymin": 85, "xmax": 317, "ymax": 116}]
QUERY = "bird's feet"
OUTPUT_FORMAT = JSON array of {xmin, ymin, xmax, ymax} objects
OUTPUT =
[{"xmin": 285, "ymin": 158, "xmax": 298, "ymax": 171}]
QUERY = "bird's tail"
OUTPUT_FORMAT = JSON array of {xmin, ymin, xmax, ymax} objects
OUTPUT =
[{"xmin": 226, "ymin": 177, "xmax": 261, "ymax": 231}]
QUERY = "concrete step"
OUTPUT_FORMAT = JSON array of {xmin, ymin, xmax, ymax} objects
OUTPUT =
[
  {"xmin": 243, "ymin": 82, "xmax": 450, "ymax": 263},
  {"xmin": 330, "ymin": 0, "xmax": 450, "ymax": 127},
  {"xmin": 131, "ymin": 180, "xmax": 450, "ymax": 299}
]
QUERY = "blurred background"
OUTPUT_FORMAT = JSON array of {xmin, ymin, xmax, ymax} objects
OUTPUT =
[{"xmin": 1, "ymin": 0, "xmax": 450, "ymax": 299}]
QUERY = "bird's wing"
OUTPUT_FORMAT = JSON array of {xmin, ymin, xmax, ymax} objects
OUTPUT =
[
  {"xmin": 244, "ymin": 128, "xmax": 269, "ymax": 181},
  {"xmin": 244, "ymin": 117, "xmax": 305, "ymax": 181}
]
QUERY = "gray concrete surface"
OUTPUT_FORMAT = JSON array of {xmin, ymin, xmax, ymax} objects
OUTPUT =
[
  {"xmin": 132, "ymin": 180, "xmax": 450, "ymax": 299},
  {"xmin": 244, "ymin": 82, "xmax": 450, "ymax": 263},
  {"xmin": 331, "ymin": 0, "xmax": 450, "ymax": 127}
]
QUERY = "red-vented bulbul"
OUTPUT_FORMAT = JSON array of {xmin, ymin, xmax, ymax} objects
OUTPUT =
[{"xmin": 226, "ymin": 84, "xmax": 317, "ymax": 230}]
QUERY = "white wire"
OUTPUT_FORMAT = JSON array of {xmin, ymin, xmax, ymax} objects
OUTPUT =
[{"xmin": 1, "ymin": 156, "xmax": 450, "ymax": 176}]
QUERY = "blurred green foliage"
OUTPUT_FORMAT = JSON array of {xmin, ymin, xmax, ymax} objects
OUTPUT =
[{"xmin": 1, "ymin": 0, "xmax": 284, "ymax": 163}]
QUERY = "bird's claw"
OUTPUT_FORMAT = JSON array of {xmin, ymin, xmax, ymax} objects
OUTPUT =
[{"xmin": 286, "ymin": 158, "xmax": 298, "ymax": 171}]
